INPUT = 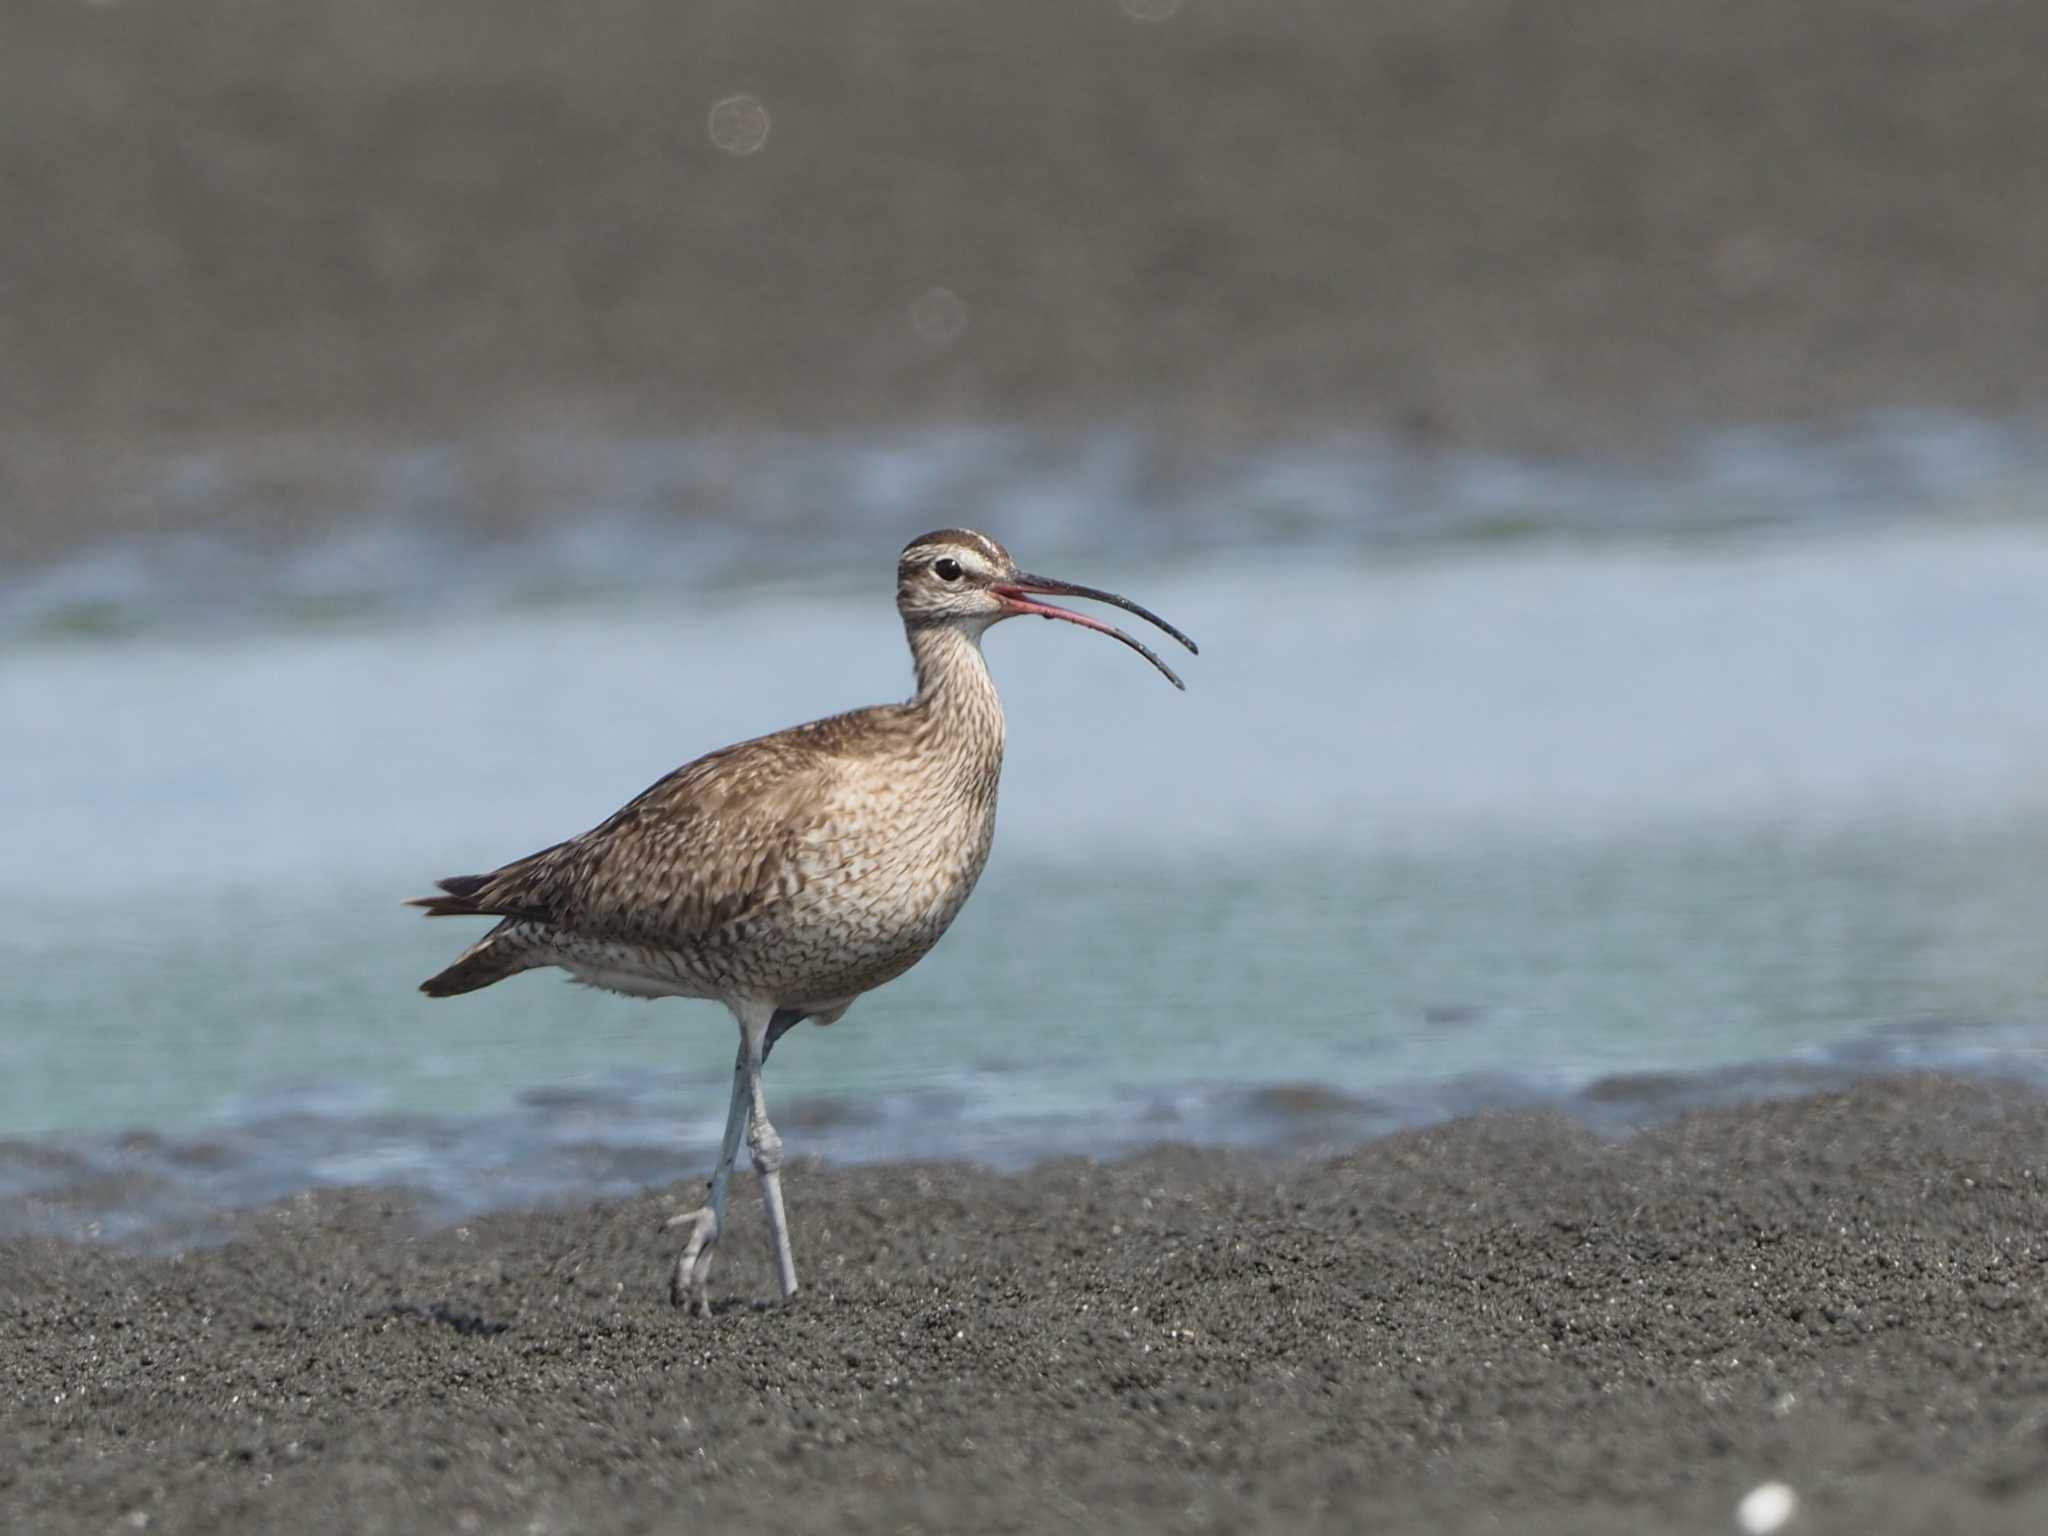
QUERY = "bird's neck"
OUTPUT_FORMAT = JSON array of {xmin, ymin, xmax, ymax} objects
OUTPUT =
[{"xmin": 905, "ymin": 620, "xmax": 1006, "ymax": 771}]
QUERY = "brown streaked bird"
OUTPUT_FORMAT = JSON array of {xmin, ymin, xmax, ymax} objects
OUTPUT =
[{"xmin": 408, "ymin": 530, "xmax": 1197, "ymax": 1314}]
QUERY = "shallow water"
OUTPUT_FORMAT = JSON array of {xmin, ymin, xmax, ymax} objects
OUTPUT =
[{"xmin": 4, "ymin": 429, "xmax": 2048, "ymax": 1241}]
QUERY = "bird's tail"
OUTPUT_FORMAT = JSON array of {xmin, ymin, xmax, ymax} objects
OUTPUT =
[
  {"xmin": 407, "ymin": 876, "xmax": 543, "ymax": 997},
  {"xmin": 418, "ymin": 936, "xmax": 533, "ymax": 998},
  {"xmin": 404, "ymin": 873, "xmax": 492, "ymax": 919}
]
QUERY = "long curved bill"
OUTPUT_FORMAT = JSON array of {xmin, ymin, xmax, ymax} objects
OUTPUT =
[{"xmin": 992, "ymin": 572, "xmax": 1199, "ymax": 690}]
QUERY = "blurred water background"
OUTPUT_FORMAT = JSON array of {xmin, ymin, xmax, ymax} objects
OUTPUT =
[
  {"xmin": 8, "ymin": 424, "xmax": 2048, "ymax": 1242},
  {"xmin": 4, "ymin": 1, "xmax": 2047, "ymax": 1242}
]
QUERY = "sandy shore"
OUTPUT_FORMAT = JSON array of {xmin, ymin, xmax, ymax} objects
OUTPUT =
[
  {"xmin": 4, "ymin": 1076, "xmax": 2045, "ymax": 1533},
  {"xmin": 9, "ymin": 1, "xmax": 2048, "ymax": 564}
]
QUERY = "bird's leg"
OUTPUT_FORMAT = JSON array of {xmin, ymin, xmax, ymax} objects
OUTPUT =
[
  {"xmin": 746, "ymin": 1009, "xmax": 803, "ymax": 1301},
  {"xmin": 667, "ymin": 1047, "xmax": 750, "ymax": 1314},
  {"xmin": 748, "ymin": 1059, "xmax": 799, "ymax": 1301},
  {"xmin": 761, "ymin": 1010, "xmax": 800, "ymax": 1063}
]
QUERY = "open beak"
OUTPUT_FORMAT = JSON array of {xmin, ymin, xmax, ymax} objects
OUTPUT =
[{"xmin": 990, "ymin": 571, "xmax": 1199, "ymax": 690}]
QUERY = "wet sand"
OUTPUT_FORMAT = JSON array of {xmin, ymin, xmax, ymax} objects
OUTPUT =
[
  {"xmin": 5, "ymin": 1076, "xmax": 2045, "ymax": 1534},
  {"xmin": 9, "ymin": 1, "xmax": 2048, "ymax": 563}
]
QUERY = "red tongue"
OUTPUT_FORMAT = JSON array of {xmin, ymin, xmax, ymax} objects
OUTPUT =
[
  {"xmin": 991, "ymin": 584, "xmax": 1189, "ymax": 690},
  {"xmin": 1000, "ymin": 593, "xmax": 1119, "ymax": 638}
]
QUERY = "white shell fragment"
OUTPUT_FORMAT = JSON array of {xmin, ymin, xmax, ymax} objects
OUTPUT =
[{"xmin": 1736, "ymin": 1480, "xmax": 1798, "ymax": 1535}]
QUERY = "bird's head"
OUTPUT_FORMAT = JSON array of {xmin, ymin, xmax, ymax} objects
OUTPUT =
[{"xmin": 895, "ymin": 529, "xmax": 1198, "ymax": 689}]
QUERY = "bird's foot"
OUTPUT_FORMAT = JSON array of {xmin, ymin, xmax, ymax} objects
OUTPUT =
[{"xmin": 665, "ymin": 1204, "xmax": 720, "ymax": 1316}]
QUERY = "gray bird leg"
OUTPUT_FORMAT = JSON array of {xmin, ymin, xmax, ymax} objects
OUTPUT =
[
  {"xmin": 667, "ymin": 1047, "xmax": 751, "ymax": 1314},
  {"xmin": 667, "ymin": 1004, "xmax": 805, "ymax": 1311},
  {"xmin": 747, "ymin": 1011, "xmax": 802, "ymax": 1301},
  {"xmin": 762, "ymin": 1007, "xmax": 807, "ymax": 1063}
]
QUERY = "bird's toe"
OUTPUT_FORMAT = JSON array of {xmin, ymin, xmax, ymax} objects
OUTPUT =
[{"xmin": 666, "ymin": 1204, "xmax": 721, "ymax": 1312}]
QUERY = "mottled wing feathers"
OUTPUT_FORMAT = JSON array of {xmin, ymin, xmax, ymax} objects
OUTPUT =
[{"xmin": 409, "ymin": 707, "xmax": 910, "ymax": 949}]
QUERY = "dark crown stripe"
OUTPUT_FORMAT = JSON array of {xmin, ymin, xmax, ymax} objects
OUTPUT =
[{"xmin": 900, "ymin": 528, "xmax": 1006, "ymax": 566}]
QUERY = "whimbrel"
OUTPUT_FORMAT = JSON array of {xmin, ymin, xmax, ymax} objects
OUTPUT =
[{"xmin": 409, "ymin": 530, "xmax": 1196, "ymax": 1313}]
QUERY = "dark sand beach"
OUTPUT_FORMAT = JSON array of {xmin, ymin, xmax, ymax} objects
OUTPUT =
[{"xmin": 5, "ymin": 1077, "xmax": 2045, "ymax": 1534}]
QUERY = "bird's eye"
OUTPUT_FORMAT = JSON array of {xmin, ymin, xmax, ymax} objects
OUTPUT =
[{"xmin": 934, "ymin": 558, "xmax": 963, "ymax": 582}]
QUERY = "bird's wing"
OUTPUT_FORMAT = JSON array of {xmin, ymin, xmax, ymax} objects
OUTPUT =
[{"xmin": 425, "ymin": 716, "xmax": 877, "ymax": 947}]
